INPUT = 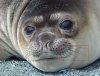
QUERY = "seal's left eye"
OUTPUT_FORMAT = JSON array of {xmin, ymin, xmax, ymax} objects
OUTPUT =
[
  {"xmin": 59, "ymin": 20, "xmax": 74, "ymax": 30},
  {"xmin": 24, "ymin": 26, "xmax": 35, "ymax": 35}
]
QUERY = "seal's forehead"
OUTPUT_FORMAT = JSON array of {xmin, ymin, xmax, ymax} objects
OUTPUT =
[
  {"xmin": 22, "ymin": 0, "xmax": 87, "ymax": 17},
  {"xmin": 27, "ymin": 0, "xmax": 79, "ymax": 14}
]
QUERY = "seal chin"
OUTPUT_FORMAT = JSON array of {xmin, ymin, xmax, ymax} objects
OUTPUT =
[{"xmin": 30, "ymin": 52, "xmax": 75, "ymax": 72}]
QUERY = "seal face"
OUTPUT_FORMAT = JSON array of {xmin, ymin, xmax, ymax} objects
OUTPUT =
[
  {"xmin": 17, "ymin": 0, "xmax": 86, "ymax": 72},
  {"xmin": 18, "ymin": 11, "xmax": 78, "ymax": 71},
  {"xmin": 0, "ymin": 0, "xmax": 100, "ymax": 72}
]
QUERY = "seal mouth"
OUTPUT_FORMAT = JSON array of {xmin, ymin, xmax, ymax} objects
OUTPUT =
[
  {"xmin": 35, "ymin": 56, "xmax": 69, "ymax": 61},
  {"xmin": 35, "ymin": 57, "xmax": 56, "ymax": 61},
  {"xmin": 35, "ymin": 57, "xmax": 66, "ymax": 62}
]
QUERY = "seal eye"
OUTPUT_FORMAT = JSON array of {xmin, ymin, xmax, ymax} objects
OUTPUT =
[
  {"xmin": 24, "ymin": 26, "xmax": 35, "ymax": 35},
  {"xmin": 59, "ymin": 20, "xmax": 74, "ymax": 30}
]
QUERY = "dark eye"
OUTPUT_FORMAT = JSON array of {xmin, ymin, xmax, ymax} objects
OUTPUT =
[
  {"xmin": 59, "ymin": 20, "xmax": 74, "ymax": 30},
  {"xmin": 24, "ymin": 26, "xmax": 35, "ymax": 35}
]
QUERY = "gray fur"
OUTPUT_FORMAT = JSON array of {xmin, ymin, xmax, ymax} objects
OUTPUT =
[{"xmin": 0, "ymin": 0, "xmax": 100, "ymax": 72}]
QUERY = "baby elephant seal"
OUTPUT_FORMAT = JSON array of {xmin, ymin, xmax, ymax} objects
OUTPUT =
[{"xmin": 0, "ymin": 0, "xmax": 100, "ymax": 72}]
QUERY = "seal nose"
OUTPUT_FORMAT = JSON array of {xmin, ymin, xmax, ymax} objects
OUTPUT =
[{"xmin": 38, "ymin": 32, "xmax": 55, "ymax": 43}]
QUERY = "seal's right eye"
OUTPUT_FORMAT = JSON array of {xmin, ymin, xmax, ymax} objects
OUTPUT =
[{"xmin": 24, "ymin": 26, "xmax": 35, "ymax": 35}]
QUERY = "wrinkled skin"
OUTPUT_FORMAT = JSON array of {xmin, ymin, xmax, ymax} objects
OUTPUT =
[{"xmin": 0, "ymin": 0, "xmax": 100, "ymax": 72}]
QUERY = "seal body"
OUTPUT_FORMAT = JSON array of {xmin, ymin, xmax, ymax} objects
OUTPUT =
[
  {"xmin": 0, "ymin": 0, "xmax": 100, "ymax": 72},
  {"xmin": 0, "ymin": 0, "xmax": 29, "ymax": 59}
]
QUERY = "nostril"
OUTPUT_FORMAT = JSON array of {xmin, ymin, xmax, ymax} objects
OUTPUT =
[
  {"xmin": 40, "ymin": 34, "xmax": 51, "ymax": 42},
  {"xmin": 38, "ymin": 33, "xmax": 55, "ymax": 43}
]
